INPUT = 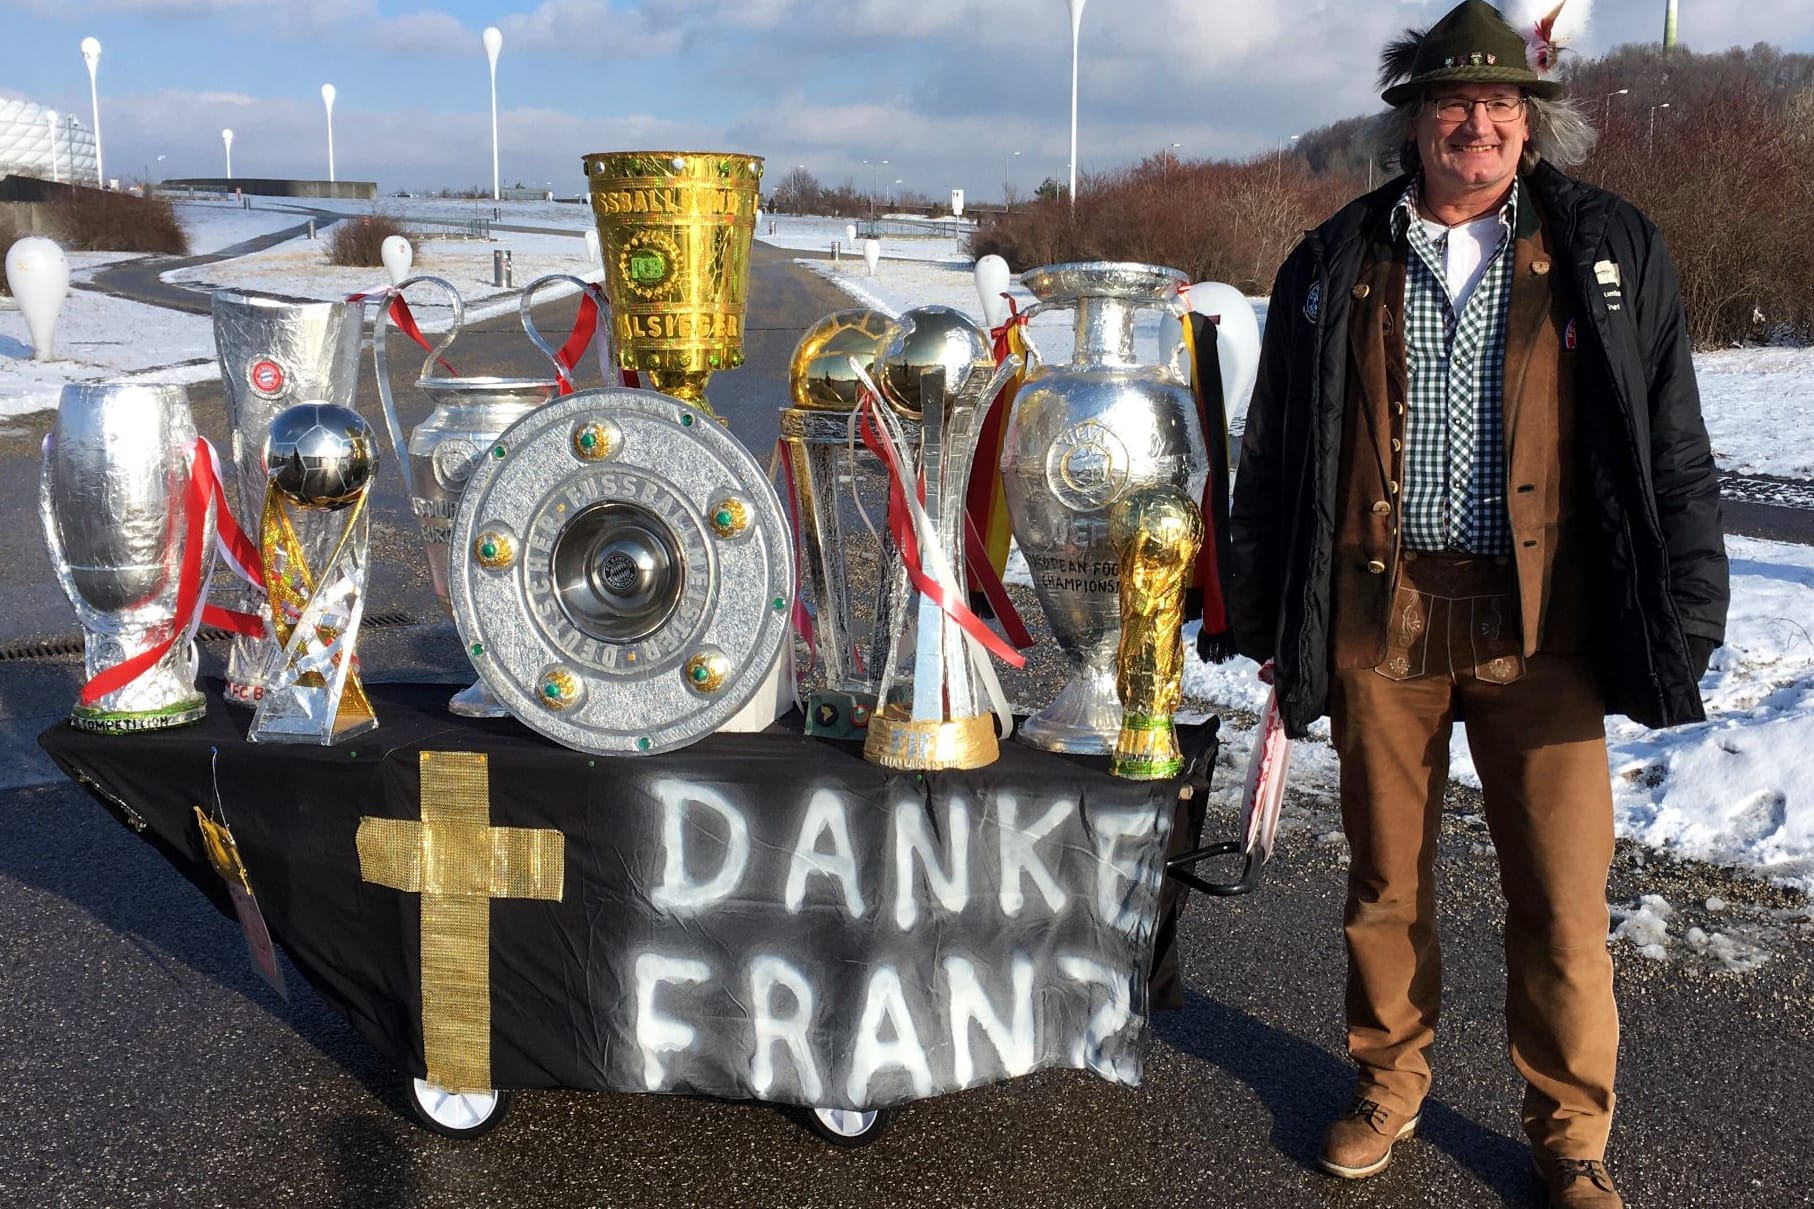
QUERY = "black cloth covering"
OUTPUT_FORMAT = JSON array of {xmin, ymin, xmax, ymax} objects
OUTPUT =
[{"xmin": 42, "ymin": 682, "xmax": 1217, "ymax": 1107}]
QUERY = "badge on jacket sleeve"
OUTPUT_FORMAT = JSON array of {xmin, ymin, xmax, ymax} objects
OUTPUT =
[
  {"xmin": 1564, "ymin": 317, "xmax": 1578, "ymax": 350},
  {"xmin": 1304, "ymin": 281, "xmax": 1322, "ymax": 322}
]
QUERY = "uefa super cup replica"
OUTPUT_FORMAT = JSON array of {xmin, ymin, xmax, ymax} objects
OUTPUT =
[
  {"xmin": 1001, "ymin": 262, "xmax": 1209, "ymax": 754},
  {"xmin": 582, "ymin": 150, "xmax": 762, "ymax": 420},
  {"xmin": 248, "ymin": 403, "xmax": 379, "ymax": 746},
  {"xmin": 860, "ymin": 312, "xmax": 1020, "ymax": 772},
  {"xmin": 39, "ymin": 383, "xmax": 216, "ymax": 733},
  {"xmin": 212, "ymin": 290, "xmax": 364, "ymax": 706}
]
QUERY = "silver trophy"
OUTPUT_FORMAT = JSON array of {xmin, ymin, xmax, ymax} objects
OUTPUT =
[
  {"xmin": 39, "ymin": 383, "xmax": 215, "ymax": 732},
  {"xmin": 1000, "ymin": 262, "xmax": 1209, "ymax": 753},
  {"xmin": 779, "ymin": 307, "xmax": 903, "ymax": 734},
  {"xmin": 248, "ymin": 403, "xmax": 380, "ymax": 745},
  {"xmin": 448, "ymin": 387, "xmax": 794, "ymax": 756},
  {"xmin": 212, "ymin": 289, "xmax": 364, "ymax": 707},
  {"xmin": 860, "ymin": 317, "xmax": 1019, "ymax": 771},
  {"xmin": 373, "ymin": 274, "xmax": 603, "ymax": 716}
]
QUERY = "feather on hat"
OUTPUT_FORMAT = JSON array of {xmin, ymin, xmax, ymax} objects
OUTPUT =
[{"xmin": 1378, "ymin": 0, "xmax": 1580, "ymax": 105}]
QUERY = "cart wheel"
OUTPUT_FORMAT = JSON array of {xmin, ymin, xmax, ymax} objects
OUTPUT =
[
  {"xmin": 804, "ymin": 1106, "xmax": 892, "ymax": 1148},
  {"xmin": 404, "ymin": 1077, "xmax": 513, "ymax": 1139}
]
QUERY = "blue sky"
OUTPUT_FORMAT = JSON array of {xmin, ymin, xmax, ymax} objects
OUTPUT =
[{"xmin": 3, "ymin": 0, "xmax": 1811, "ymax": 197}]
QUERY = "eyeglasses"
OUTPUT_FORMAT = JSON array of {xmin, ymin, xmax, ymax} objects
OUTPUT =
[{"xmin": 1429, "ymin": 95, "xmax": 1527, "ymax": 122}]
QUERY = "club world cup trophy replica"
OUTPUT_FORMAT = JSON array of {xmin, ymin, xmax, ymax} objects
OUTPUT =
[
  {"xmin": 212, "ymin": 290, "xmax": 364, "ymax": 706},
  {"xmin": 860, "ymin": 313, "xmax": 1020, "ymax": 771},
  {"xmin": 1001, "ymin": 262, "xmax": 1209, "ymax": 753},
  {"xmin": 582, "ymin": 150, "xmax": 762, "ymax": 420},
  {"xmin": 248, "ymin": 403, "xmax": 379, "ymax": 745},
  {"xmin": 39, "ymin": 383, "xmax": 216, "ymax": 732}
]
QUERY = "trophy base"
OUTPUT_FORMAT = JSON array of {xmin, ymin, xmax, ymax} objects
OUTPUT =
[
  {"xmin": 863, "ymin": 704, "xmax": 998, "ymax": 771},
  {"xmin": 448, "ymin": 680, "xmax": 511, "ymax": 719},
  {"xmin": 1019, "ymin": 667, "xmax": 1122, "ymax": 755},
  {"xmin": 223, "ymin": 679, "xmax": 267, "ymax": 708},
  {"xmin": 71, "ymin": 695, "xmax": 207, "ymax": 735},
  {"xmin": 1111, "ymin": 712, "xmax": 1183, "ymax": 780}
]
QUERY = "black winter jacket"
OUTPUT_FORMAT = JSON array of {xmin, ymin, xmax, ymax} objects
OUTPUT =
[{"xmin": 1226, "ymin": 162, "xmax": 1728, "ymax": 737}]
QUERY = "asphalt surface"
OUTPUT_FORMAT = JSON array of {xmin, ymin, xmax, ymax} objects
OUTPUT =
[{"xmin": 2, "ymin": 245, "xmax": 1812, "ymax": 1208}]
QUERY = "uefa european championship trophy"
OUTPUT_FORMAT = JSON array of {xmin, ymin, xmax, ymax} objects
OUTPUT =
[
  {"xmin": 1001, "ymin": 262, "xmax": 1209, "ymax": 754},
  {"xmin": 212, "ymin": 290, "xmax": 363, "ymax": 706},
  {"xmin": 39, "ymin": 383, "xmax": 216, "ymax": 733},
  {"xmin": 582, "ymin": 150, "xmax": 762, "ymax": 420},
  {"xmin": 248, "ymin": 403, "xmax": 379, "ymax": 745}
]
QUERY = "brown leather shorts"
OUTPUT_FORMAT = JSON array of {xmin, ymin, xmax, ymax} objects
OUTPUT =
[{"xmin": 1377, "ymin": 551, "xmax": 1524, "ymax": 685}]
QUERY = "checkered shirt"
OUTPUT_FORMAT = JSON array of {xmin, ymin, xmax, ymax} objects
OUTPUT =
[{"xmin": 1390, "ymin": 181, "xmax": 1516, "ymax": 555}]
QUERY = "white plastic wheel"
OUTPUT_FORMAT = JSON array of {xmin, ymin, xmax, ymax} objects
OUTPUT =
[
  {"xmin": 805, "ymin": 1106, "xmax": 891, "ymax": 1147},
  {"xmin": 405, "ymin": 1077, "xmax": 513, "ymax": 1139}
]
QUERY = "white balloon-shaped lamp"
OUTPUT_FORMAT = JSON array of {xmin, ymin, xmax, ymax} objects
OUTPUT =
[
  {"xmin": 5, "ymin": 236, "xmax": 71, "ymax": 362},
  {"xmin": 1190, "ymin": 281, "xmax": 1262, "ymax": 415},
  {"xmin": 974, "ymin": 254, "xmax": 1011, "ymax": 331},
  {"xmin": 584, "ymin": 228, "xmax": 601, "ymax": 271},
  {"xmin": 381, "ymin": 235, "xmax": 413, "ymax": 285},
  {"xmin": 844, "ymin": 223, "xmax": 858, "ymax": 243},
  {"xmin": 862, "ymin": 238, "xmax": 880, "ymax": 277}
]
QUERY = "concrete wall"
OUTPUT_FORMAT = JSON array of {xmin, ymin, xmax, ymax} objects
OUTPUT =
[{"xmin": 162, "ymin": 177, "xmax": 377, "ymax": 201}]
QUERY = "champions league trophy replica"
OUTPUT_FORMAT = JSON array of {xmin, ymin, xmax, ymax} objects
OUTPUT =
[
  {"xmin": 248, "ymin": 403, "xmax": 379, "ymax": 745},
  {"xmin": 858, "ymin": 311, "xmax": 1020, "ymax": 771},
  {"xmin": 583, "ymin": 150, "xmax": 762, "ymax": 420},
  {"xmin": 372, "ymin": 274, "xmax": 602, "ymax": 716},
  {"xmin": 212, "ymin": 290, "xmax": 364, "ymax": 706},
  {"xmin": 39, "ymin": 383, "xmax": 216, "ymax": 732},
  {"xmin": 1001, "ymin": 262, "xmax": 1209, "ymax": 754},
  {"xmin": 447, "ymin": 387, "xmax": 794, "ymax": 756}
]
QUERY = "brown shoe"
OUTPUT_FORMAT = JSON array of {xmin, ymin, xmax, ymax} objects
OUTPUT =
[
  {"xmin": 1317, "ymin": 1097, "xmax": 1420, "ymax": 1179},
  {"xmin": 1532, "ymin": 1153, "xmax": 1624, "ymax": 1208}
]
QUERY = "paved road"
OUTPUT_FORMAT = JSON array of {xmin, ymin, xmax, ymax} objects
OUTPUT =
[{"xmin": 2, "ymin": 249, "xmax": 1810, "ymax": 1208}]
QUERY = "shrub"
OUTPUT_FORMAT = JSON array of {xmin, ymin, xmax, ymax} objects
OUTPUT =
[
  {"xmin": 45, "ymin": 186, "xmax": 189, "ymax": 255},
  {"xmin": 326, "ymin": 212, "xmax": 409, "ymax": 267}
]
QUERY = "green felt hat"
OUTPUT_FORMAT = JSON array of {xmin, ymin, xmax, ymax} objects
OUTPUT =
[{"xmin": 1379, "ymin": 0, "xmax": 1563, "ymax": 106}]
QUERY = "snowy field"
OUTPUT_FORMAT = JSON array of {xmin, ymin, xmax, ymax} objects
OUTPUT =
[{"xmin": 4, "ymin": 203, "xmax": 1814, "ymax": 919}]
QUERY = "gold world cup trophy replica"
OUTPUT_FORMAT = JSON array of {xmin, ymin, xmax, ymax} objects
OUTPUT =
[{"xmin": 582, "ymin": 151, "xmax": 763, "ymax": 420}]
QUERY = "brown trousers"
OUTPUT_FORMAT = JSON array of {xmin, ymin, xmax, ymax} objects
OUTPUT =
[{"xmin": 1328, "ymin": 552, "xmax": 1618, "ymax": 1158}]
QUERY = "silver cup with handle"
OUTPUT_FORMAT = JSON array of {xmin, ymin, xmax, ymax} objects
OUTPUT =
[
  {"xmin": 39, "ymin": 382, "xmax": 216, "ymax": 732},
  {"xmin": 211, "ymin": 289, "xmax": 364, "ymax": 706}
]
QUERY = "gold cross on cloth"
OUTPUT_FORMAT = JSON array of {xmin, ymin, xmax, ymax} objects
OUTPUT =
[{"xmin": 355, "ymin": 751, "xmax": 565, "ymax": 1092}]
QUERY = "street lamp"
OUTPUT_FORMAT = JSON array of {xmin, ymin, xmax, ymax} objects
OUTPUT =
[
  {"xmin": 222, "ymin": 128, "xmax": 234, "ymax": 180},
  {"xmin": 45, "ymin": 109, "xmax": 60, "ymax": 184},
  {"xmin": 1003, "ymin": 149, "xmax": 1021, "ymax": 201},
  {"xmin": 1065, "ymin": 0, "xmax": 1086, "ymax": 207},
  {"xmin": 1648, "ymin": 101, "xmax": 1671, "ymax": 149},
  {"xmin": 483, "ymin": 26, "xmax": 503, "ymax": 202},
  {"xmin": 321, "ymin": 83, "xmax": 337, "ymax": 183},
  {"xmin": 892, "ymin": 178, "xmax": 901, "ymax": 207},
  {"xmin": 1164, "ymin": 141, "xmax": 1180, "ymax": 184},
  {"xmin": 1603, "ymin": 87, "xmax": 1629, "ymax": 122},
  {"xmin": 80, "ymin": 37, "xmax": 103, "ymax": 188},
  {"xmin": 861, "ymin": 157, "xmax": 888, "ymax": 220}
]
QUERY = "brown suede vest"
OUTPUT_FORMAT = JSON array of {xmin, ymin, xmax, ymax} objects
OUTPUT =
[{"xmin": 1329, "ymin": 209, "xmax": 1593, "ymax": 669}]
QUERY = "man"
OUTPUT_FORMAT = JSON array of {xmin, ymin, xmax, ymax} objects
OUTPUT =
[{"xmin": 1224, "ymin": 3, "xmax": 1727, "ymax": 1206}]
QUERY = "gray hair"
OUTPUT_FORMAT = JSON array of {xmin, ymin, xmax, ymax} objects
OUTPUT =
[{"xmin": 1366, "ymin": 92, "xmax": 1599, "ymax": 177}]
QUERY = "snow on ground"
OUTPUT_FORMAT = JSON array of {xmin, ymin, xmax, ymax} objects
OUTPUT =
[{"xmin": 5, "ymin": 209, "xmax": 1814, "ymax": 903}]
